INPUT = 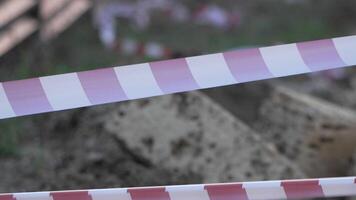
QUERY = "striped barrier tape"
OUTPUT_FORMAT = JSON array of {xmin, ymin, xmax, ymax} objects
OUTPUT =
[
  {"xmin": 1, "ymin": 176, "xmax": 356, "ymax": 199},
  {"xmin": 1, "ymin": 35, "xmax": 356, "ymax": 119}
]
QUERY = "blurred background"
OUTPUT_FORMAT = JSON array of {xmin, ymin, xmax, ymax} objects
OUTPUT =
[{"xmin": 1, "ymin": 0, "xmax": 356, "ymax": 199}]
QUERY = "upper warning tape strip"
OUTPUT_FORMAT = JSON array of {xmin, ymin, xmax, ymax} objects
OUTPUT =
[{"xmin": 0, "ymin": 35, "xmax": 355, "ymax": 119}]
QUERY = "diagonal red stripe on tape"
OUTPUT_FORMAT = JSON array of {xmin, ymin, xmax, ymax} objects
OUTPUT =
[
  {"xmin": 51, "ymin": 191, "xmax": 92, "ymax": 200},
  {"xmin": 150, "ymin": 58, "xmax": 199, "ymax": 94},
  {"xmin": 3, "ymin": 78, "xmax": 53, "ymax": 116},
  {"xmin": 205, "ymin": 183, "xmax": 248, "ymax": 200},
  {"xmin": 0, "ymin": 195, "xmax": 14, "ymax": 200},
  {"xmin": 128, "ymin": 187, "xmax": 171, "ymax": 200},
  {"xmin": 78, "ymin": 68, "xmax": 128, "ymax": 104},
  {"xmin": 282, "ymin": 180, "xmax": 324, "ymax": 199},
  {"xmin": 297, "ymin": 39, "xmax": 345, "ymax": 71},
  {"xmin": 223, "ymin": 48, "xmax": 273, "ymax": 82}
]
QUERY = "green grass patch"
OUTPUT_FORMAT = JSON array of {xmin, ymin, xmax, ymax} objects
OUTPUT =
[{"xmin": 0, "ymin": 119, "xmax": 23, "ymax": 157}]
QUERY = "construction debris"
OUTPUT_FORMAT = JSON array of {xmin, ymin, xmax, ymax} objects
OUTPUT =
[
  {"xmin": 0, "ymin": 91, "xmax": 307, "ymax": 192},
  {"xmin": 93, "ymin": 0, "xmax": 240, "ymax": 49},
  {"xmin": 104, "ymin": 91, "xmax": 305, "ymax": 182},
  {"xmin": 253, "ymin": 86, "xmax": 356, "ymax": 177}
]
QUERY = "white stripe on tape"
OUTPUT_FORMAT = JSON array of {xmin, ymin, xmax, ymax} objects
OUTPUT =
[
  {"xmin": 186, "ymin": 53, "xmax": 236, "ymax": 88},
  {"xmin": 0, "ymin": 83, "xmax": 15, "ymax": 118},
  {"xmin": 166, "ymin": 184, "xmax": 205, "ymax": 192},
  {"xmin": 243, "ymin": 180, "xmax": 282, "ymax": 188},
  {"xmin": 40, "ymin": 73, "xmax": 91, "ymax": 111},
  {"xmin": 14, "ymin": 192, "xmax": 53, "ymax": 200},
  {"xmin": 320, "ymin": 177, "xmax": 356, "ymax": 197},
  {"xmin": 89, "ymin": 188, "xmax": 131, "ymax": 200},
  {"xmin": 319, "ymin": 177, "xmax": 355, "ymax": 185},
  {"xmin": 243, "ymin": 181, "xmax": 287, "ymax": 200},
  {"xmin": 115, "ymin": 63, "xmax": 163, "ymax": 99},
  {"xmin": 166, "ymin": 185, "xmax": 210, "ymax": 200},
  {"xmin": 333, "ymin": 35, "xmax": 356, "ymax": 66},
  {"xmin": 260, "ymin": 43, "xmax": 310, "ymax": 77}
]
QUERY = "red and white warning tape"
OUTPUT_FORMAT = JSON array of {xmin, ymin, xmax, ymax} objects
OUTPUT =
[
  {"xmin": 0, "ymin": 35, "xmax": 356, "ymax": 119},
  {"xmin": 1, "ymin": 176, "xmax": 356, "ymax": 199}
]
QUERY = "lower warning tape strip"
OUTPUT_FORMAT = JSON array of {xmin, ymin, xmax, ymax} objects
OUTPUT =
[
  {"xmin": 1, "ymin": 177, "xmax": 356, "ymax": 199},
  {"xmin": 0, "ymin": 35, "xmax": 356, "ymax": 119}
]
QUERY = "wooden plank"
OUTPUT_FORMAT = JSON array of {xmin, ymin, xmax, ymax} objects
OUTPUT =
[
  {"xmin": 0, "ymin": 17, "xmax": 38, "ymax": 56},
  {"xmin": 40, "ymin": 0, "xmax": 70, "ymax": 20},
  {"xmin": 0, "ymin": 0, "xmax": 37, "ymax": 28},
  {"xmin": 41, "ymin": 0, "xmax": 91, "ymax": 41}
]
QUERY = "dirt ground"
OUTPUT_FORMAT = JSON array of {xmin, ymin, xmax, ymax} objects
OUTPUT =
[{"xmin": 1, "ymin": 1, "xmax": 356, "ymax": 199}]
